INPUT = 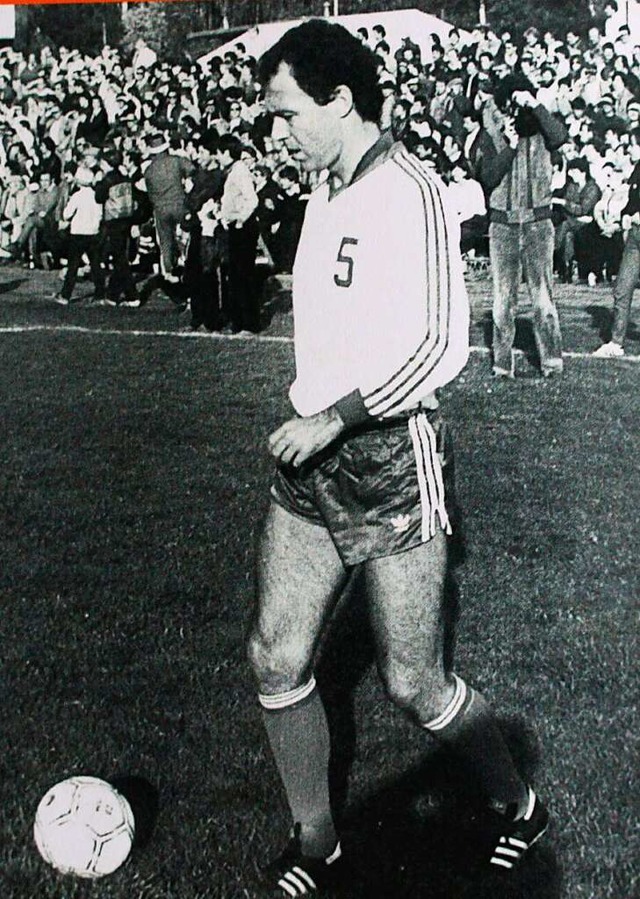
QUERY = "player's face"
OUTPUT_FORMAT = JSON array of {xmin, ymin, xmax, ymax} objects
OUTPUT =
[{"xmin": 265, "ymin": 63, "xmax": 343, "ymax": 174}]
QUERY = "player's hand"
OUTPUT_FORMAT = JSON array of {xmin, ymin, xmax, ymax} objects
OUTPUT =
[{"xmin": 268, "ymin": 408, "xmax": 346, "ymax": 468}]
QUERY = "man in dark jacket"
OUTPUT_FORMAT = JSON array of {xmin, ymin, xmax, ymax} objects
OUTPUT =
[
  {"xmin": 264, "ymin": 165, "xmax": 307, "ymax": 274},
  {"xmin": 94, "ymin": 150, "xmax": 139, "ymax": 306},
  {"xmin": 183, "ymin": 133, "xmax": 227, "ymax": 331},
  {"xmin": 143, "ymin": 132, "xmax": 194, "ymax": 282},
  {"xmin": 554, "ymin": 158, "xmax": 602, "ymax": 283},
  {"xmin": 475, "ymin": 74, "xmax": 568, "ymax": 378}
]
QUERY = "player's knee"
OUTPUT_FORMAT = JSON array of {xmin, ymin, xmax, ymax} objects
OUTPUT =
[
  {"xmin": 382, "ymin": 662, "xmax": 448, "ymax": 718},
  {"xmin": 246, "ymin": 626, "xmax": 309, "ymax": 694}
]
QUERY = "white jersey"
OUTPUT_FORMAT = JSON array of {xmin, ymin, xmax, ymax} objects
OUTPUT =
[{"xmin": 290, "ymin": 140, "xmax": 470, "ymax": 421}]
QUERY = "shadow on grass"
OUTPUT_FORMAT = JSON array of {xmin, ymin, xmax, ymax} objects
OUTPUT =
[
  {"xmin": 0, "ymin": 278, "xmax": 26, "ymax": 294},
  {"xmin": 335, "ymin": 748, "xmax": 562, "ymax": 898},
  {"xmin": 585, "ymin": 304, "xmax": 613, "ymax": 342},
  {"xmin": 111, "ymin": 775, "xmax": 159, "ymax": 850},
  {"xmin": 586, "ymin": 303, "xmax": 640, "ymax": 342},
  {"xmin": 481, "ymin": 313, "xmax": 543, "ymax": 369},
  {"xmin": 260, "ymin": 272, "xmax": 292, "ymax": 331}
]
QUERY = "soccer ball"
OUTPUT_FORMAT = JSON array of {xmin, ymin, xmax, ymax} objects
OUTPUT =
[{"xmin": 34, "ymin": 776, "xmax": 135, "ymax": 879}]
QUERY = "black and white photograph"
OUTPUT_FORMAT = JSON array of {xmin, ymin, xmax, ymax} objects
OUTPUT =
[{"xmin": 0, "ymin": 1, "xmax": 637, "ymax": 897}]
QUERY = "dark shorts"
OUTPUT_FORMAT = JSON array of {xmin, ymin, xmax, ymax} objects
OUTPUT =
[{"xmin": 270, "ymin": 410, "xmax": 453, "ymax": 567}]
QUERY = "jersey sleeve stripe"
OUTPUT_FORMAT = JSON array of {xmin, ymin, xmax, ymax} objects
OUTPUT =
[{"xmin": 362, "ymin": 149, "xmax": 452, "ymax": 417}]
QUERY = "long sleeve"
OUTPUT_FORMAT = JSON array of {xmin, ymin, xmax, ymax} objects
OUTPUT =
[
  {"xmin": 565, "ymin": 181, "xmax": 601, "ymax": 217},
  {"xmin": 533, "ymin": 104, "xmax": 568, "ymax": 152},
  {"xmin": 475, "ymin": 136, "xmax": 517, "ymax": 193}
]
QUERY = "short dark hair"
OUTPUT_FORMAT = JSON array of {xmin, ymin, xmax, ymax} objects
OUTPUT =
[
  {"xmin": 216, "ymin": 133, "xmax": 244, "ymax": 160},
  {"xmin": 567, "ymin": 158, "xmax": 589, "ymax": 174},
  {"xmin": 258, "ymin": 19, "xmax": 383, "ymax": 124},
  {"xmin": 493, "ymin": 72, "xmax": 536, "ymax": 110},
  {"xmin": 278, "ymin": 164, "xmax": 299, "ymax": 182}
]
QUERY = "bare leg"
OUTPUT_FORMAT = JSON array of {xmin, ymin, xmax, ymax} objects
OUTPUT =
[
  {"xmin": 248, "ymin": 501, "xmax": 349, "ymax": 854},
  {"xmin": 366, "ymin": 533, "xmax": 527, "ymax": 812}
]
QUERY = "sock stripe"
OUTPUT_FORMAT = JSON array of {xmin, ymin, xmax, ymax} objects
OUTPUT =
[
  {"xmin": 258, "ymin": 676, "xmax": 317, "ymax": 711},
  {"xmin": 423, "ymin": 674, "xmax": 468, "ymax": 732}
]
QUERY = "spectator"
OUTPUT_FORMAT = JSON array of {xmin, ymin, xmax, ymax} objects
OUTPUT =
[
  {"xmin": 476, "ymin": 74, "xmax": 567, "ymax": 378},
  {"xmin": 265, "ymin": 164, "xmax": 307, "ymax": 274},
  {"xmin": 9, "ymin": 169, "xmax": 59, "ymax": 267},
  {"xmin": 143, "ymin": 131, "xmax": 194, "ymax": 282},
  {"xmin": 93, "ymin": 149, "xmax": 140, "ymax": 306},
  {"xmin": 217, "ymin": 133, "xmax": 260, "ymax": 334},
  {"xmin": 589, "ymin": 161, "xmax": 627, "ymax": 282},
  {"xmin": 183, "ymin": 133, "xmax": 227, "ymax": 332},
  {"xmin": 554, "ymin": 158, "xmax": 602, "ymax": 283},
  {"xmin": 593, "ymin": 128, "xmax": 640, "ymax": 357},
  {"xmin": 132, "ymin": 39, "xmax": 157, "ymax": 72},
  {"xmin": 53, "ymin": 166, "xmax": 105, "ymax": 305}
]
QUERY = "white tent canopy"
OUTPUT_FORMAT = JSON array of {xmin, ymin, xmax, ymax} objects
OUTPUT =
[
  {"xmin": 198, "ymin": 9, "xmax": 462, "ymax": 69},
  {"xmin": 0, "ymin": 6, "xmax": 15, "ymax": 42}
]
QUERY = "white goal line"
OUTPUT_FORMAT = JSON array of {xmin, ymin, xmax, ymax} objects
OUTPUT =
[{"xmin": 0, "ymin": 324, "xmax": 638, "ymax": 363}]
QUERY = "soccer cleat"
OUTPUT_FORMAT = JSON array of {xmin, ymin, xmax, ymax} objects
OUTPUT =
[
  {"xmin": 488, "ymin": 788, "xmax": 549, "ymax": 870},
  {"xmin": 264, "ymin": 826, "xmax": 343, "ymax": 896},
  {"xmin": 52, "ymin": 294, "xmax": 69, "ymax": 305},
  {"xmin": 592, "ymin": 341, "xmax": 624, "ymax": 358}
]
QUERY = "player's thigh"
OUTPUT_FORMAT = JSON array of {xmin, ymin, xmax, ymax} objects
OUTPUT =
[
  {"xmin": 250, "ymin": 501, "xmax": 348, "ymax": 689},
  {"xmin": 365, "ymin": 530, "xmax": 449, "ymax": 694}
]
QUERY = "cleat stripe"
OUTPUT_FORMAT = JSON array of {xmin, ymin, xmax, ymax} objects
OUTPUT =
[
  {"xmin": 508, "ymin": 837, "xmax": 528, "ymax": 850},
  {"xmin": 495, "ymin": 847, "xmax": 521, "ymax": 858},
  {"xmin": 326, "ymin": 842, "xmax": 342, "ymax": 864},
  {"xmin": 292, "ymin": 867, "xmax": 316, "ymax": 889},
  {"xmin": 490, "ymin": 857, "xmax": 514, "ymax": 869},
  {"xmin": 278, "ymin": 877, "xmax": 299, "ymax": 897},
  {"xmin": 283, "ymin": 871, "xmax": 308, "ymax": 894}
]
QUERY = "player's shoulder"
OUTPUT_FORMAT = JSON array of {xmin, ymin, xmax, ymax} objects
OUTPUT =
[{"xmin": 384, "ymin": 145, "xmax": 448, "ymax": 195}]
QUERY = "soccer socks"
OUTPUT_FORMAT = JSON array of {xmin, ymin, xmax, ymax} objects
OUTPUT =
[
  {"xmin": 259, "ymin": 677, "xmax": 338, "ymax": 857},
  {"xmin": 423, "ymin": 674, "xmax": 529, "ymax": 816}
]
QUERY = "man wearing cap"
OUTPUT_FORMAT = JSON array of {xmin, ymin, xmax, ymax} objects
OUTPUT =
[
  {"xmin": 592, "ymin": 95, "xmax": 627, "ymax": 140},
  {"xmin": 54, "ymin": 166, "xmax": 105, "ymax": 305},
  {"xmin": 143, "ymin": 132, "xmax": 194, "ymax": 282}
]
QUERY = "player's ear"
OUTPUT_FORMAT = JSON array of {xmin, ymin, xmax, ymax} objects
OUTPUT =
[{"xmin": 329, "ymin": 84, "xmax": 355, "ymax": 119}]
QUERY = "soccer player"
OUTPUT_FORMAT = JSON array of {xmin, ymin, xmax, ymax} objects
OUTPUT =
[{"xmin": 248, "ymin": 20, "xmax": 548, "ymax": 896}]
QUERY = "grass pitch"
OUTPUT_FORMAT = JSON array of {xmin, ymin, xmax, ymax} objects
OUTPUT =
[{"xmin": 0, "ymin": 274, "xmax": 638, "ymax": 899}]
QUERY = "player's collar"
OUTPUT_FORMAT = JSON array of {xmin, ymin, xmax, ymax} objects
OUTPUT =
[
  {"xmin": 327, "ymin": 129, "xmax": 400, "ymax": 199},
  {"xmin": 349, "ymin": 129, "xmax": 400, "ymax": 188}
]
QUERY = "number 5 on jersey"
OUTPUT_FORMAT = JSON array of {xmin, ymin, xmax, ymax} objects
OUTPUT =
[{"xmin": 334, "ymin": 237, "xmax": 359, "ymax": 288}]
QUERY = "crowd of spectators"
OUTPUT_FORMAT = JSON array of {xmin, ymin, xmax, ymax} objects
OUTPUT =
[{"xmin": 1, "ymin": 1, "xmax": 640, "ymax": 331}]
